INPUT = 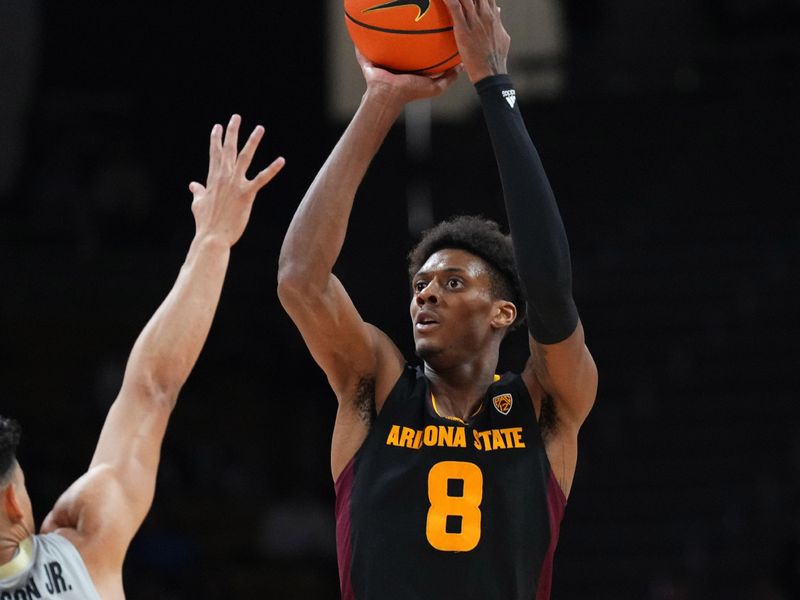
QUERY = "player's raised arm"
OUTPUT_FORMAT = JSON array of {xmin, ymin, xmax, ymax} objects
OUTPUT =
[
  {"xmin": 39, "ymin": 116, "xmax": 284, "ymax": 597},
  {"xmin": 445, "ymin": 0, "xmax": 598, "ymax": 474},
  {"xmin": 277, "ymin": 53, "xmax": 457, "ymax": 405}
]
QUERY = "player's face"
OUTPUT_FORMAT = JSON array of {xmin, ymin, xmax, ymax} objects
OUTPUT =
[{"xmin": 410, "ymin": 249, "xmax": 502, "ymax": 365}]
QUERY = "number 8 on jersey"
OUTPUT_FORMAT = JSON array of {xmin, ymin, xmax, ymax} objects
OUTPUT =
[{"xmin": 426, "ymin": 461, "xmax": 484, "ymax": 552}]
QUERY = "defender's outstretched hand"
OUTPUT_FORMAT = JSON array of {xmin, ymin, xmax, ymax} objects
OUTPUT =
[
  {"xmin": 355, "ymin": 49, "xmax": 460, "ymax": 108},
  {"xmin": 189, "ymin": 114, "xmax": 285, "ymax": 247},
  {"xmin": 443, "ymin": 0, "xmax": 511, "ymax": 84}
]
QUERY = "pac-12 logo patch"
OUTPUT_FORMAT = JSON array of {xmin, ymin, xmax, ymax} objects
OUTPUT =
[{"xmin": 492, "ymin": 393, "xmax": 513, "ymax": 415}]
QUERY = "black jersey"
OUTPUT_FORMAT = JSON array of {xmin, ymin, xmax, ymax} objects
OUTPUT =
[{"xmin": 335, "ymin": 365, "xmax": 566, "ymax": 600}]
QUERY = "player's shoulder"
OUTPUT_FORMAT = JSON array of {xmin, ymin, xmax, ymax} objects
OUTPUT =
[
  {"xmin": 492, "ymin": 369, "xmax": 528, "ymax": 394},
  {"xmin": 31, "ymin": 533, "xmax": 89, "ymax": 576},
  {"xmin": 33, "ymin": 532, "xmax": 107, "ymax": 600},
  {"xmin": 43, "ymin": 463, "xmax": 130, "ymax": 562},
  {"xmin": 35, "ymin": 531, "xmax": 83, "ymax": 559},
  {"xmin": 487, "ymin": 370, "xmax": 537, "ymax": 416},
  {"xmin": 372, "ymin": 361, "xmax": 428, "ymax": 417}
]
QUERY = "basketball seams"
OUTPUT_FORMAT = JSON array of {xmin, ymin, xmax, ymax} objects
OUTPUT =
[
  {"xmin": 404, "ymin": 51, "xmax": 460, "ymax": 74},
  {"xmin": 345, "ymin": 11, "xmax": 453, "ymax": 35},
  {"xmin": 363, "ymin": 0, "xmax": 431, "ymax": 23}
]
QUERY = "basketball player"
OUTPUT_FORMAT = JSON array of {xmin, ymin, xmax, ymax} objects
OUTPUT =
[
  {"xmin": 0, "ymin": 115, "xmax": 284, "ymax": 599},
  {"xmin": 279, "ymin": 0, "xmax": 597, "ymax": 597}
]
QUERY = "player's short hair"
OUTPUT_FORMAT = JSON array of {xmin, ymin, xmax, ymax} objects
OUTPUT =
[
  {"xmin": 0, "ymin": 416, "xmax": 22, "ymax": 487},
  {"xmin": 407, "ymin": 215, "xmax": 525, "ymax": 330}
]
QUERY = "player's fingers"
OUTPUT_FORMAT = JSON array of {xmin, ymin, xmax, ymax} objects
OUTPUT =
[
  {"xmin": 479, "ymin": 0, "xmax": 496, "ymax": 20},
  {"xmin": 355, "ymin": 47, "xmax": 371, "ymax": 69},
  {"xmin": 188, "ymin": 181, "xmax": 205, "ymax": 196},
  {"xmin": 443, "ymin": 0, "xmax": 468, "ymax": 28},
  {"xmin": 461, "ymin": 0, "xmax": 478, "ymax": 20},
  {"xmin": 251, "ymin": 156, "xmax": 286, "ymax": 192},
  {"xmin": 222, "ymin": 114, "xmax": 241, "ymax": 168},
  {"xmin": 485, "ymin": 0, "xmax": 500, "ymax": 22},
  {"xmin": 432, "ymin": 68, "xmax": 460, "ymax": 95},
  {"xmin": 236, "ymin": 125, "xmax": 265, "ymax": 177},
  {"xmin": 209, "ymin": 123, "xmax": 223, "ymax": 175}
]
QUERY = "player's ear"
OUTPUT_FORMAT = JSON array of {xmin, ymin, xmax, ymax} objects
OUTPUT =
[
  {"xmin": 491, "ymin": 300, "xmax": 516, "ymax": 330},
  {"xmin": 3, "ymin": 483, "xmax": 24, "ymax": 523}
]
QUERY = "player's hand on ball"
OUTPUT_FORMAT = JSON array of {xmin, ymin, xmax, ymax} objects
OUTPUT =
[
  {"xmin": 356, "ymin": 49, "xmax": 460, "ymax": 107},
  {"xmin": 444, "ymin": 0, "xmax": 510, "ymax": 84},
  {"xmin": 189, "ymin": 114, "xmax": 285, "ymax": 247}
]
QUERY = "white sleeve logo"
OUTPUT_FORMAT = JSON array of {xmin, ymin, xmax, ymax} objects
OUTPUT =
[{"xmin": 502, "ymin": 89, "xmax": 517, "ymax": 108}]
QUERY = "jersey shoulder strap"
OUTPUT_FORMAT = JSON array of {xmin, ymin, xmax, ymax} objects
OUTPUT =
[{"xmin": 375, "ymin": 363, "xmax": 424, "ymax": 421}]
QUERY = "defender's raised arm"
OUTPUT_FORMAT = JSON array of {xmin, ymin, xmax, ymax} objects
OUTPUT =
[{"xmin": 39, "ymin": 116, "xmax": 284, "ymax": 599}]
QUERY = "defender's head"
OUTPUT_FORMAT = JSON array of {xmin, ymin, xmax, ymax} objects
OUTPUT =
[
  {"xmin": 0, "ymin": 416, "xmax": 34, "ymax": 537},
  {"xmin": 407, "ymin": 216, "xmax": 524, "ymax": 366}
]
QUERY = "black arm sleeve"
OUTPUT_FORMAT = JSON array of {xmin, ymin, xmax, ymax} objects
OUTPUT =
[{"xmin": 476, "ymin": 74, "xmax": 579, "ymax": 344}]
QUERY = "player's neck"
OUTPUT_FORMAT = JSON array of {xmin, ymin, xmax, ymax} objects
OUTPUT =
[{"xmin": 424, "ymin": 358, "xmax": 498, "ymax": 421}]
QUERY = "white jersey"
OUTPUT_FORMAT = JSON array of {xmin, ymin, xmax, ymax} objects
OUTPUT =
[{"xmin": 0, "ymin": 534, "xmax": 102, "ymax": 600}]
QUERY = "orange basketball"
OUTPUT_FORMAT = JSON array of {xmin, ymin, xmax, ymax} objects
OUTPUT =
[{"xmin": 344, "ymin": 0, "xmax": 461, "ymax": 75}]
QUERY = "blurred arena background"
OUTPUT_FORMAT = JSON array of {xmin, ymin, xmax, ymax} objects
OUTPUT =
[{"xmin": 1, "ymin": 1, "xmax": 799, "ymax": 598}]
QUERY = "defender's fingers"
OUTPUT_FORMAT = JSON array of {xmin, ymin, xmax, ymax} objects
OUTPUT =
[
  {"xmin": 236, "ymin": 125, "xmax": 265, "ymax": 176},
  {"xmin": 209, "ymin": 124, "xmax": 223, "ymax": 173},
  {"xmin": 188, "ymin": 181, "xmax": 206, "ymax": 196},
  {"xmin": 251, "ymin": 156, "xmax": 286, "ymax": 191},
  {"xmin": 222, "ymin": 114, "xmax": 241, "ymax": 165}
]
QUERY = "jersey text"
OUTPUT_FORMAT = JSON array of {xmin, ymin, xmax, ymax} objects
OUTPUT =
[{"xmin": 385, "ymin": 425, "xmax": 526, "ymax": 451}]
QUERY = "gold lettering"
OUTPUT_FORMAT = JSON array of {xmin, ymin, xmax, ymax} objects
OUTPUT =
[
  {"xmin": 388, "ymin": 425, "xmax": 489, "ymax": 450},
  {"xmin": 473, "ymin": 429, "xmax": 482, "ymax": 450},
  {"xmin": 399, "ymin": 427, "xmax": 415, "ymax": 448},
  {"xmin": 512, "ymin": 428, "xmax": 525, "ymax": 448},
  {"xmin": 413, "ymin": 429, "xmax": 423, "ymax": 449},
  {"xmin": 477, "ymin": 430, "xmax": 492, "ymax": 451},
  {"xmin": 453, "ymin": 427, "xmax": 467, "ymax": 448},
  {"xmin": 501, "ymin": 428, "xmax": 516, "ymax": 448},
  {"xmin": 437, "ymin": 425, "xmax": 454, "ymax": 447},
  {"xmin": 386, "ymin": 425, "xmax": 401, "ymax": 447},
  {"xmin": 492, "ymin": 429, "xmax": 507, "ymax": 450},
  {"xmin": 424, "ymin": 425, "xmax": 438, "ymax": 446}
]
